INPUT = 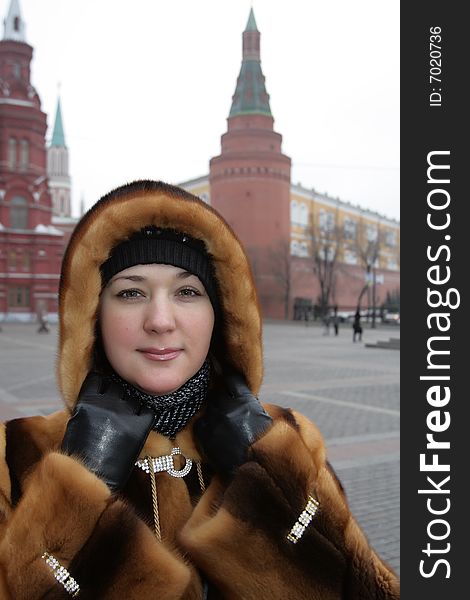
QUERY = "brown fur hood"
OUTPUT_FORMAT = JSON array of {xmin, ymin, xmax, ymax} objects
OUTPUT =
[{"xmin": 58, "ymin": 180, "xmax": 263, "ymax": 410}]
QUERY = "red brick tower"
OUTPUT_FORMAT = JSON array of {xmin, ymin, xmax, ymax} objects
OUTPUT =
[
  {"xmin": 0, "ymin": 0, "xmax": 63, "ymax": 322},
  {"xmin": 210, "ymin": 8, "xmax": 291, "ymax": 318}
]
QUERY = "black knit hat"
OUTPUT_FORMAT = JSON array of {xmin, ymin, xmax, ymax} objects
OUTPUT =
[{"xmin": 100, "ymin": 226, "xmax": 220, "ymax": 315}]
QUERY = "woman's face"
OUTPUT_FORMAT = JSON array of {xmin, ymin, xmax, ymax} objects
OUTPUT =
[{"xmin": 100, "ymin": 263, "xmax": 215, "ymax": 396}]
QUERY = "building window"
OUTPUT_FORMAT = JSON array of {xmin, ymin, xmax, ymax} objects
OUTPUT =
[
  {"xmin": 291, "ymin": 240, "xmax": 308, "ymax": 257},
  {"xmin": 290, "ymin": 201, "xmax": 299, "ymax": 224},
  {"xmin": 319, "ymin": 209, "xmax": 335, "ymax": 232},
  {"xmin": 385, "ymin": 230, "xmax": 397, "ymax": 247},
  {"xmin": 19, "ymin": 139, "xmax": 29, "ymax": 170},
  {"xmin": 8, "ymin": 138, "xmax": 16, "ymax": 169},
  {"xmin": 320, "ymin": 246, "xmax": 335, "ymax": 262},
  {"xmin": 387, "ymin": 257, "xmax": 398, "ymax": 271},
  {"xmin": 291, "ymin": 201, "xmax": 310, "ymax": 226},
  {"xmin": 7, "ymin": 250, "xmax": 16, "ymax": 269},
  {"xmin": 366, "ymin": 225, "xmax": 378, "ymax": 242},
  {"xmin": 23, "ymin": 250, "xmax": 31, "ymax": 270},
  {"xmin": 8, "ymin": 286, "xmax": 30, "ymax": 308},
  {"xmin": 344, "ymin": 249, "xmax": 358, "ymax": 265},
  {"xmin": 10, "ymin": 196, "xmax": 28, "ymax": 229},
  {"xmin": 344, "ymin": 218, "xmax": 357, "ymax": 240},
  {"xmin": 14, "ymin": 16, "xmax": 20, "ymax": 32},
  {"xmin": 292, "ymin": 240, "xmax": 308, "ymax": 257}
]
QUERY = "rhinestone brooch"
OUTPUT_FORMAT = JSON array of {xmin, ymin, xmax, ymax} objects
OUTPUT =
[
  {"xmin": 42, "ymin": 552, "xmax": 80, "ymax": 597},
  {"xmin": 136, "ymin": 447, "xmax": 193, "ymax": 478},
  {"xmin": 287, "ymin": 495, "xmax": 320, "ymax": 544}
]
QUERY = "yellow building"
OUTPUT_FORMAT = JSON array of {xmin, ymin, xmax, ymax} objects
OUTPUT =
[{"xmin": 290, "ymin": 184, "xmax": 399, "ymax": 273}]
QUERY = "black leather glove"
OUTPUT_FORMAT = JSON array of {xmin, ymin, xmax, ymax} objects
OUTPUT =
[
  {"xmin": 62, "ymin": 372, "xmax": 156, "ymax": 491},
  {"xmin": 194, "ymin": 371, "xmax": 272, "ymax": 477}
]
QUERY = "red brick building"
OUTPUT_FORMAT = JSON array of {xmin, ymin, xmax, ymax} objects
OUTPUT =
[{"xmin": 0, "ymin": 0, "xmax": 64, "ymax": 322}]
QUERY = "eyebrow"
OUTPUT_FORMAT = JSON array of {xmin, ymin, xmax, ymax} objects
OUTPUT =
[{"xmin": 110, "ymin": 270, "xmax": 196, "ymax": 284}]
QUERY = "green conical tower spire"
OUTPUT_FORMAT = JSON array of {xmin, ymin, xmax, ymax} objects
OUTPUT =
[
  {"xmin": 51, "ymin": 96, "xmax": 66, "ymax": 147},
  {"xmin": 245, "ymin": 7, "xmax": 258, "ymax": 32},
  {"xmin": 229, "ymin": 8, "xmax": 272, "ymax": 118}
]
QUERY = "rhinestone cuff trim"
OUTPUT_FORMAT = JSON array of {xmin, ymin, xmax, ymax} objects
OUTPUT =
[
  {"xmin": 42, "ymin": 552, "xmax": 79, "ymax": 596},
  {"xmin": 287, "ymin": 495, "xmax": 320, "ymax": 544},
  {"xmin": 135, "ymin": 447, "xmax": 193, "ymax": 478}
]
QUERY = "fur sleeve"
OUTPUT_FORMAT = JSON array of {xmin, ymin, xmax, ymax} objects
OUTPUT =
[
  {"xmin": 0, "ymin": 452, "xmax": 191, "ymax": 599},
  {"xmin": 180, "ymin": 406, "xmax": 400, "ymax": 599}
]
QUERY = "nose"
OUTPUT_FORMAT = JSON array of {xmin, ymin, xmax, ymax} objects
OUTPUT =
[{"xmin": 143, "ymin": 296, "xmax": 176, "ymax": 334}]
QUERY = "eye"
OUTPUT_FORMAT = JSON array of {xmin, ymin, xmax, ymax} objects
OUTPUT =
[
  {"xmin": 116, "ymin": 288, "xmax": 145, "ymax": 299},
  {"xmin": 177, "ymin": 287, "xmax": 202, "ymax": 298}
]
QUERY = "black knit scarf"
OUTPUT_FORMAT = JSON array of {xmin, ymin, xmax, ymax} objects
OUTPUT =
[{"xmin": 112, "ymin": 360, "xmax": 210, "ymax": 439}]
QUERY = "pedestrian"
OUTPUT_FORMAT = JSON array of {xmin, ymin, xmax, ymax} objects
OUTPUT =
[
  {"xmin": 353, "ymin": 309, "xmax": 363, "ymax": 342},
  {"xmin": 0, "ymin": 181, "xmax": 399, "ymax": 598},
  {"xmin": 333, "ymin": 306, "xmax": 340, "ymax": 336},
  {"xmin": 36, "ymin": 307, "xmax": 50, "ymax": 333}
]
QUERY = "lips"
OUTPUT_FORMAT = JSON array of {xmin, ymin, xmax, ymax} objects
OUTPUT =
[{"xmin": 138, "ymin": 348, "xmax": 182, "ymax": 361}]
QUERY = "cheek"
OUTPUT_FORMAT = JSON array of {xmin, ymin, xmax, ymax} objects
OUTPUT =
[
  {"xmin": 189, "ymin": 307, "xmax": 215, "ymax": 352},
  {"xmin": 100, "ymin": 310, "xmax": 132, "ymax": 354}
]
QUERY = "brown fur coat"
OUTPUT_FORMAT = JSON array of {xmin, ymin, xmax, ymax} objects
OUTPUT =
[{"xmin": 0, "ymin": 181, "xmax": 399, "ymax": 599}]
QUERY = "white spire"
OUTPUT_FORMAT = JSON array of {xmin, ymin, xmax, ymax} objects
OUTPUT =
[{"xmin": 3, "ymin": 0, "xmax": 26, "ymax": 42}]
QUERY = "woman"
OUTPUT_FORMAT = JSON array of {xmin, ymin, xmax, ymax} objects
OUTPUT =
[
  {"xmin": 0, "ymin": 181, "xmax": 399, "ymax": 598},
  {"xmin": 353, "ymin": 310, "xmax": 363, "ymax": 342}
]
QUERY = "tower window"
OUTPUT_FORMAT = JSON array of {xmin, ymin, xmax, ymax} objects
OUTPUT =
[
  {"xmin": 8, "ymin": 138, "xmax": 16, "ymax": 169},
  {"xmin": 10, "ymin": 196, "xmax": 28, "ymax": 229},
  {"xmin": 19, "ymin": 139, "xmax": 29, "ymax": 170},
  {"xmin": 14, "ymin": 16, "xmax": 20, "ymax": 31}
]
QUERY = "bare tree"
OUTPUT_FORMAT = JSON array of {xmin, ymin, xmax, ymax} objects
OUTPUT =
[
  {"xmin": 267, "ymin": 238, "xmax": 294, "ymax": 319},
  {"xmin": 305, "ymin": 210, "xmax": 343, "ymax": 318},
  {"xmin": 353, "ymin": 219, "xmax": 383, "ymax": 327}
]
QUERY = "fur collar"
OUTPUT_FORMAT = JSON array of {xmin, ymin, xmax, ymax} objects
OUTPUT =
[{"xmin": 58, "ymin": 180, "xmax": 263, "ymax": 409}]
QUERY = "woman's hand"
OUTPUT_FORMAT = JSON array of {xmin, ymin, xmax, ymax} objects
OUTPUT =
[
  {"xmin": 194, "ymin": 371, "xmax": 272, "ymax": 477},
  {"xmin": 61, "ymin": 372, "xmax": 156, "ymax": 491}
]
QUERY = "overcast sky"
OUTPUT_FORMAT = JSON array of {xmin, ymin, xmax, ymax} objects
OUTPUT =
[{"xmin": 3, "ymin": 0, "xmax": 400, "ymax": 221}]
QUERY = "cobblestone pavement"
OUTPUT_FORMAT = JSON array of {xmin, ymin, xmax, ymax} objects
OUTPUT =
[{"xmin": 0, "ymin": 320, "xmax": 400, "ymax": 575}]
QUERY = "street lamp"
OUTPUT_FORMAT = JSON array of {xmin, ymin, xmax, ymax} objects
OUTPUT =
[{"xmin": 371, "ymin": 263, "xmax": 377, "ymax": 329}]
